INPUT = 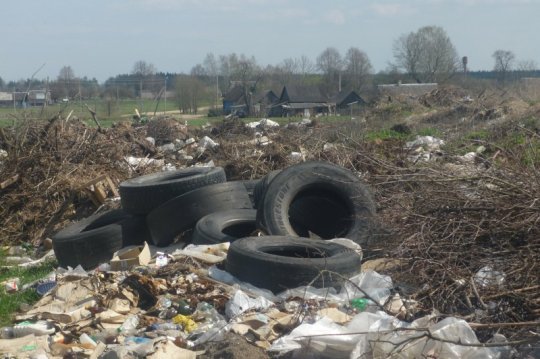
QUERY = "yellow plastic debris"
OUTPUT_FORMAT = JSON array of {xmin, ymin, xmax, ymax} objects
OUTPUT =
[{"xmin": 172, "ymin": 314, "xmax": 197, "ymax": 333}]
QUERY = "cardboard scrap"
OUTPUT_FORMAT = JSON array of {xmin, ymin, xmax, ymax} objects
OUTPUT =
[
  {"xmin": 317, "ymin": 307, "xmax": 352, "ymax": 325},
  {"xmin": 110, "ymin": 242, "xmax": 151, "ymax": 271},
  {"xmin": 0, "ymin": 334, "xmax": 50, "ymax": 356},
  {"xmin": 147, "ymin": 340, "xmax": 196, "ymax": 359}
]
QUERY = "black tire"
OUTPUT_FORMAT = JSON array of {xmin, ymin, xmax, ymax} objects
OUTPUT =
[
  {"xmin": 52, "ymin": 210, "xmax": 125, "ymax": 269},
  {"xmin": 192, "ymin": 209, "xmax": 257, "ymax": 245},
  {"xmin": 256, "ymin": 161, "xmax": 376, "ymax": 245},
  {"xmin": 241, "ymin": 179, "xmax": 259, "ymax": 208},
  {"xmin": 226, "ymin": 236, "xmax": 362, "ymax": 293},
  {"xmin": 147, "ymin": 182, "xmax": 253, "ymax": 247},
  {"xmin": 252, "ymin": 170, "xmax": 281, "ymax": 209},
  {"xmin": 119, "ymin": 167, "xmax": 227, "ymax": 215},
  {"xmin": 85, "ymin": 209, "xmax": 152, "ymax": 247}
]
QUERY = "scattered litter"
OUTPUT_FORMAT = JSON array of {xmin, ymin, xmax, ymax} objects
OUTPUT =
[{"xmin": 474, "ymin": 265, "xmax": 506, "ymax": 288}]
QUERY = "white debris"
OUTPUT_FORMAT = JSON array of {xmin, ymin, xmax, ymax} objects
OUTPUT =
[
  {"xmin": 174, "ymin": 139, "xmax": 185, "ymax": 149},
  {"xmin": 260, "ymin": 118, "xmax": 279, "ymax": 128},
  {"xmin": 250, "ymin": 136, "xmax": 272, "ymax": 146},
  {"xmin": 157, "ymin": 143, "xmax": 175, "ymax": 153},
  {"xmin": 474, "ymin": 265, "xmax": 505, "ymax": 288},
  {"xmin": 161, "ymin": 163, "xmax": 176, "ymax": 171},
  {"xmin": 225, "ymin": 290, "xmax": 274, "ymax": 319},
  {"xmin": 144, "ymin": 137, "xmax": 155, "ymax": 146},
  {"xmin": 406, "ymin": 135, "xmax": 445, "ymax": 150},
  {"xmin": 124, "ymin": 156, "xmax": 164, "ymax": 169},
  {"xmin": 323, "ymin": 143, "xmax": 337, "ymax": 151},
  {"xmin": 246, "ymin": 118, "xmax": 280, "ymax": 130},
  {"xmin": 199, "ymin": 136, "xmax": 219, "ymax": 149},
  {"xmin": 288, "ymin": 152, "xmax": 304, "ymax": 162},
  {"xmin": 0, "ymin": 149, "xmax": 7, "ymax": 159},
  {"xmin": 185, "ymin": 138, "xmax": 196, "ymax": 145}
]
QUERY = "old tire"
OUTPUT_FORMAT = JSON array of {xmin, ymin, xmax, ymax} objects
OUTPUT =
[
  {"xmin": 226, "ymin": 236, "xmax": 362, "ymax": 293},
  {"xmin": 252, "ymin": 170, "xmax": 281, "ymax": 209},
  {"xmin": 147, "ymin": 182, "xmax": 253, "ymax": 247},
  {"xmin": 256, "ymin": 161, "xmax": 376, "ymax": 245},
  {"xmin": 241, "ymin": 180, "xmax": 259, "ymax": 208},
  {"xmin": 192, "ymin": 209, "xmax": 257, "ymax": 245},
  {"xmin": 84, "ymin": 209, "xmax": 151, "ymax": 247},
  {"xmin": 52, "ymin": 210, "xmax": 126, "ymax": 269},
  {"xmin": 119, "ymin": 167, "xmax": 226, "ymax": 215}
]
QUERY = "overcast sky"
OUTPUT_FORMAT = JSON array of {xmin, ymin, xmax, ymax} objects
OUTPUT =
[{"xmin": 1, "ymin": 0, "xmax": 538, "ymax": 82}]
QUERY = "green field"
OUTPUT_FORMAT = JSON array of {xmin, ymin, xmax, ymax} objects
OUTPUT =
[{"xmin": 0, "ymin": 98, "xmax": 181, "ymax": 126}]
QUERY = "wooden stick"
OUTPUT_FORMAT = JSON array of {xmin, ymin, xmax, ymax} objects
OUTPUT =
[
  {"xmin": 469, "ymin": 321, "xmax": 540, "ymax": 329},
  {"xmin": 483, "ymin": 285, "xmax": 540, "ymax": 300},
  {"xmin": 0, "ymin": 174, "xmax": 19, "ymax": 189},
  {"xmin": 84, "ymin": 104, "xmax": 101, "ymax": 129}
]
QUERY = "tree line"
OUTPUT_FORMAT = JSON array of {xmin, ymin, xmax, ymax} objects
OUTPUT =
[{"xmin": 0, "ymin": 25, "xmax": 537, "ymax": 112}]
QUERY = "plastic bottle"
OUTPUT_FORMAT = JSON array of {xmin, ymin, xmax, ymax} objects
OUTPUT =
[
  {"xmin": 79, "ymin": 333, "xmax": 97, "ymax": 348},
  {"xmin": 1, "ymin": 327, "xmax": 14, "ymax": 339},
  {"xmin": 351, "ymin": 298, "xmax": 368, "ymax": 311},
  {"xmin": 177, "ymin": 300, "xmax": 193, "ymax": 315},
  {"xmin": 12, "ymin": 321, "xmax": 55, "ymax": 337},
  {"xmin": 149, "ymin": 323, "xmax": 182, "ymax": 331},
  {"xmin": 118, "ymin": 315, "xmax": 139, "ymax": 336}
]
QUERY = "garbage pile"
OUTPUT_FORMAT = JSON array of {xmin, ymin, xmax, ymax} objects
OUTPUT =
[
  {"xmin": 1, "ymin": 109, "xmax": 539, "ymax": 357},
  {"xmin": 1, "ymin": 242, "xmax": 523, "ymax": 358}
]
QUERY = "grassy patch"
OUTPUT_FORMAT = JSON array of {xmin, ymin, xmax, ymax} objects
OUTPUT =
[
  {"xmin": 0, "ymin": 257, "xmax": 56, "ymax": 326},
  {"xmin": 416, "ymin": 127, "xmax": 443, "ymax": 137},
  {"xmin": 365, "ymin": 129, "xmax": 409, "ymax": 141}
]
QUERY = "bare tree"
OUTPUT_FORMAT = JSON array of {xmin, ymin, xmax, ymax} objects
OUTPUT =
[
  {"xmin": 343, "ymin": 47, "xmax": 373, "ymax": 90},
  {"xmin": 176, "ymin": 75, "xmax": 205, "ymax": 114},
  {"xmin": 57, "ymin": 66, "xmax": 76, "ymax": 99},
  {"xmin": 274, "ymin": 57, "xmax": 298, "ymax": 86},
  {"xmin": 393, "ymin": 26, "xmax": 459, "ymax": 83},
  {"xmin": 131, "ymin": 60, "xmax": 156, "ymax": 77},
  {"xmin": 317, "ymin": 47, "xmax": 343, "ymax": 94},
  {"xmin": 297, "ymin": 55, "xmax": 315, "ymax": 76},
  {"xmin": 492, "ymin": 50, "xmax": 515, "ymax": 84},
  {"xmin": 231, "ymin": 55, "xmax": 262, "ymax": 116},
  {"xmin": 131, "ymin": 60, "xmax": 157, "ymax": 100},
  {"xmin": 202, "ymin": 53, "xmax": 220, "ymax": 107},
  {"xmin": 517, "ymin": 59, "xmax": 537, "ymax": 72},
  {"xmin": 316, "ymin": 47, "xmax": 342, "ymax": 76}
]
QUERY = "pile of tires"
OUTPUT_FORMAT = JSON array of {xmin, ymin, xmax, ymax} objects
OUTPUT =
[{"xmin": 52, "ymin": 161, "xmax": 376, "ymax": 293}]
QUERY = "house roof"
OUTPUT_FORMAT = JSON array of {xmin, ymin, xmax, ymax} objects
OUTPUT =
[
  {"xmin": 333, "ymin": 90, "xmax": 365, "ymax": 107},
  {"xmin": 280, "ymin": 85, "xmax": 329, "ymax": 103},
  {"xmin": 282, "ymin": 102, "xmax": 331, "ymax": 109},
  {"xmin": 223, "ymin": 85, "xmax": 245, "ymax": 102},
  {"xmin": 254, "ymin": 89, "xmax": 279, "ymax": 104}
]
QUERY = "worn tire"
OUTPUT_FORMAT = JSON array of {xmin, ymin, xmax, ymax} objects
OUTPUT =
[
  {"xmin": 52, "ymin": 210, "xmax": 126, "ymax": 269},
  {"xmin": 147, "ymin": 182, "xmax": 253, "ymax": 247},
  {"xmin": 192, "ymin": 209, "xmax": 257, "ymax": 245},
  {"xmin": 83, "ymin": 209, "xmax": 151, "ymax": 247},
  {"xmin": 226, "ymin": 236, "xmax": 362, "ymax": 293},
  {"xmin": 252, "ymin": 170, "xmax": 281, "ymax": 209},
  {"xmin": 119, "ymin": 167, "xmax": 227, "ymax": 215},
  {"xmin": 241, "ymin": 180, "xmax": 259, "ymax": 208},
  {"xmin": 256, "ymin": 161, "xmax": 376, "ymax": 244}
]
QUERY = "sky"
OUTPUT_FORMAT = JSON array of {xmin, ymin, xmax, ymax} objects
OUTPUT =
[{"xmin": 0, "ymin": 0, "xmax": 539, "ymax": 83}]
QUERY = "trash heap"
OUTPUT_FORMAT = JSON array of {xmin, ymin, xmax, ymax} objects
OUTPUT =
[
  {"xmin": 0, "ymin": 242, "xmax": 520, "ymax": 358},
  {"xmin": 1, "ymin": 104, "xmax": 539, "ymax": 357}
]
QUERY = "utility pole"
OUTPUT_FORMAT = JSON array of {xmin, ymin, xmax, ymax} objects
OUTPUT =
[{"xmin": 164, "ymin": 76, "xmax": 167, "ymax": 114}]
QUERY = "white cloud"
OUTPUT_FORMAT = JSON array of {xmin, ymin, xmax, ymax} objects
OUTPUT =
[
  {"xmin": 324, "ymin": 9, "xmax": 346, "ymax": 25},
  {"xmin": 371, "ymin": 3, "xmax": 410, "ymax": 16}
]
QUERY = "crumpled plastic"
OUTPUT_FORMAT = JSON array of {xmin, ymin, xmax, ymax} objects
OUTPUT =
[
  {"xmin": 225, "ymin": 290, "xmax": 274, "ymax": 319},
  {"xmin": 270, "ymin": 309, "xmax": 508, "ymax": 359}
]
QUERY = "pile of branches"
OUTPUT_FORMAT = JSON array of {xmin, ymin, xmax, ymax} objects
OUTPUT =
[
  {"xmin": 0, "ymin": 115, "xmax": 152, "ymax": 244},
  {"xmin": 214, "ymin": 120, "xmax": 539, "ymax": 343}
]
